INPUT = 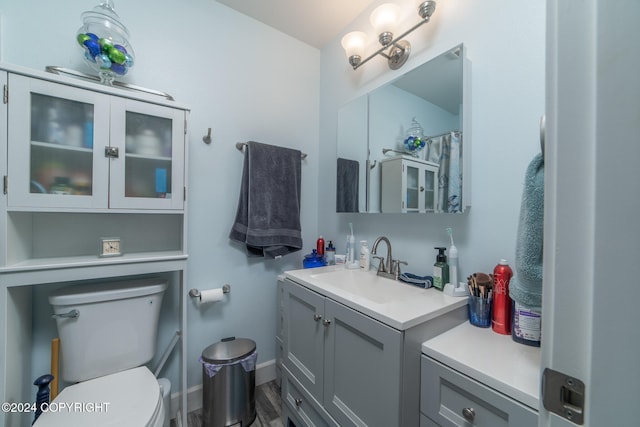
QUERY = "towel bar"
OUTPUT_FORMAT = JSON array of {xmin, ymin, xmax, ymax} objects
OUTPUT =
[{"xmin": 235, "ymin": 142, "xmax": 307, "ymax": 160}]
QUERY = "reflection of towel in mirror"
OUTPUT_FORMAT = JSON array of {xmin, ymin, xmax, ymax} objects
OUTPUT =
[
  {"xmin": 509, "ymin": 153, "xmax": 544, "ymax": 310},
  {"xmin": 336, "ymin": 158, "xmax": 359, "ymax": 213},
  {"xmin": 229, "ymin": 141, "xmax": 303, "ymax": 258}
]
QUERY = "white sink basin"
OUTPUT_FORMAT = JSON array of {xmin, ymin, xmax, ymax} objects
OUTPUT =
[
  {"xmin": 308, "ymin": 268, "xmax": 424, "ymax": 304},
  {"xmin": 285, "ymin": 266, "xmax": 469, "ymax": 330}
]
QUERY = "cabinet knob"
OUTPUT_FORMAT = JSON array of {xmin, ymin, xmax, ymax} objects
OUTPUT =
[
  {"xmin": 420, "ymin": 186, "xmax": 424, "ymax": 192},
  {"xmin": 322, "ymin": 319, "xmax": 332, "ymax": 327},
  {"xmin": 295, "ymin": 398, "xmax": 302, "ymax": 407},
  {"xmin": 313, "ymin": 314, "xmax": 322, "ymax": 321},
  {"xmin": 462, "ymin": 407, "xmax": 475, "ymax": 421}
]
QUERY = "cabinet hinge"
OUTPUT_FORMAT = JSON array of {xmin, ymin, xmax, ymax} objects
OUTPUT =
[
  {"xmin": 3, "ymin": 85, "xmax": 7, "ymax": 104},
  {"xmin": 183, "ymin": 186, "xmax": 187, "ymax": 201},
  {"xmin": 3, "ymin": 176, "xmax": 7, "ymax": 195},
  {"xmin": 542, "ymin": 368, "xmax": 585, "ymax": 425},
  {"xmin": 184, "ymin": 119, "xmax": 187, "ymax": 136}
]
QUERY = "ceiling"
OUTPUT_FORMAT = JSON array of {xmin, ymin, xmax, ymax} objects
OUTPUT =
[{"xmin": 216, "ymin": 0, "xmax": 376, "ymax": 49}]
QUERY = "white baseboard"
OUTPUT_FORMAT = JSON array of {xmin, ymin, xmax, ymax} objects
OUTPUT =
[{"xmin": 169, "ymin": 358, "xmax": 277, "ymax": 419}]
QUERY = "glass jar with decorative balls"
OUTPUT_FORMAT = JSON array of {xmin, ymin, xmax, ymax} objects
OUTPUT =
[
  {"xmin": 403, "ymin": 117, "xmax": 425, "ymax": 157},
  {"xmin": 76, "ymin": 0, "xmax": 134, "ymax": 85}
]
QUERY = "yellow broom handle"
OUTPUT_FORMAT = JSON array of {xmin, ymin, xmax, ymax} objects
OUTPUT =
[{"xmin": 50, "ymin": 338, "xmax": 60, "ymax": 400}]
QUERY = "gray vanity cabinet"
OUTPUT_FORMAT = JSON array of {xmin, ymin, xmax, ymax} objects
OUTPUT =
[
  {"xmin": 420, "ymin": 356, "xmax": 538, "ymax": 427},
  {"xmin": 283, "ymin": 278, "xmax": 326, "ymax": 400},
  {"xmin": 323, "ymin": 293, "xmax": 403, "ymax": 426},
  {"xmin": 282, "ymin": 278, "xmax": 403, "ymax": 427}
]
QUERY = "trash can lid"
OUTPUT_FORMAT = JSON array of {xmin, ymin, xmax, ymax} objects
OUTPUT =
[{"xmin": 202, "ymin": 337, "xmax": 256, "ymax": 364}]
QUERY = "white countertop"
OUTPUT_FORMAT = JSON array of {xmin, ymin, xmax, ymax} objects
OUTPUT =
[
  {"xmin": 422, "ymin": 322, "xmax": 541, "ymax": 409},
  {"xmin": 284, "ymin": 266, "xmax": 467, "ymax": 330}
]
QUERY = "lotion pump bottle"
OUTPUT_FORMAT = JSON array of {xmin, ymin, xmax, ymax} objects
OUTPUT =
[
  {"xmin": 433, "ymin": 247, "xmax": 449, "ymax": 291},
  {"xmin": 359, "ymin": 240, "xmax": 370, "ymax": 271}
]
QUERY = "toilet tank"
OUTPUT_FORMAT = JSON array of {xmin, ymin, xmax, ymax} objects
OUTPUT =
[{"xmin": 49, "ymin": 277, "xmax": 168, "ymax": 382}]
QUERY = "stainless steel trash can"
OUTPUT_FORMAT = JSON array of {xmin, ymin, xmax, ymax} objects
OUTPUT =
[{"xmin": 201, "ymin": 337, "xmax": 257, "ymax": 427}]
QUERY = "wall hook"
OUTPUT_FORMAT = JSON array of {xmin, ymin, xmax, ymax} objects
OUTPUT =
[{"xmin": 202, "ymin": 128, "xmax": 212, "ymax": 144}]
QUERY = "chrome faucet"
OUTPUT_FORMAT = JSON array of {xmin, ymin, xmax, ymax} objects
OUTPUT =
[{"xmin": 371, "ymin": 236, "xmax": 408, "ymax": 280}]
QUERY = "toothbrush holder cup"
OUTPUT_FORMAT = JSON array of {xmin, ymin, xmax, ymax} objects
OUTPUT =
[{"xmin": 468, "ymin": 295, "xmax": 492, "ymax": 328}]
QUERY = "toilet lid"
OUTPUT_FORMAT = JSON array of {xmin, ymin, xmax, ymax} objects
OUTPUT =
[{"xmin": 33, "ymin": 366, "xmax": 163, "ymax": 427}]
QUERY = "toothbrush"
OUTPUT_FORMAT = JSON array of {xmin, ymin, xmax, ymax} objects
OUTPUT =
[
  {"xmin": 446, "ymin": 227, "xmax": 459, "ymax": 288},
  {"xmin": 446, "ymin": 227, "xmax": 454, "ymax": 246}
]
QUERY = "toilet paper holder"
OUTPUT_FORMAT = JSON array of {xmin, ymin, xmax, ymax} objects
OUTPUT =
[{"xmin": 189, "ymin": 284, "xmax": 230, "ymax": 299}]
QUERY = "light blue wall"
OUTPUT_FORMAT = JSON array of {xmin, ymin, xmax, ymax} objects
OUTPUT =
[
  {"xmin": 0, "ymin": 0, "xmax": 545, "ymax": 396},
  {"xmin": 0, "ymin": 0, "xmax": 320, "ymax": 390},
  {"xmin": 318, "ymin": 0, "xmax": 545, "ymax": 279}
]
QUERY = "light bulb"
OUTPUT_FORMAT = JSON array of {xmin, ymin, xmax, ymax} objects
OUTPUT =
[
  {"xmin": 341, "ymin": 31, "xmax": 367, "ymax": 67},
  {"xmin": 370, "ymin": 3, "xmax": 401, "ymax": 45}
]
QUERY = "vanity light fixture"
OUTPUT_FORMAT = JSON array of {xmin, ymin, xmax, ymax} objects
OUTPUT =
[{"xmin": 341, "ymin": 1, "xmax": 436, "ymax": 71}]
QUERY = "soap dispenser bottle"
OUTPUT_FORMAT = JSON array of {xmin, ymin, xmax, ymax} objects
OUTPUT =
[
  {"xmin": 433, "ymin": 247, "xmax": 449, "ymax": 291},
  {"xmin": 359, "ymin": 240, "xmax": 370, "ymax": 271},
  {"xmin": 326, "ymin": 241, "xmax": 336, "ymax": 265}
]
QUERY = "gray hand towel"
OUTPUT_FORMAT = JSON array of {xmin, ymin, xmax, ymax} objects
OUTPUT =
[
  {"xmin": 509, "ymin": 153, "xmax": 544, "ymax": 309},
  {"xmin": 229, "ymin": 141, "xmax": 303, "ymax": 258},
  {"xmin": 336, "ymin": 158, "xmax": 359, "ymax": 213}
]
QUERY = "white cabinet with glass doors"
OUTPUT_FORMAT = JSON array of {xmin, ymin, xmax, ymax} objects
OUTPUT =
[
  {"xmin": 7, "ymin": 74, "xmax": 185, "ymax": 210},
  {"xmin": 380, "ymin": 156, "xmax": 439, "ymax": 213}
]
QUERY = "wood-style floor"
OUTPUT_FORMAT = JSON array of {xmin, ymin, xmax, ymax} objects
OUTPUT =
[{"xmin": 176, "ymin": 380, "xmax": 283, "ymax": 427}]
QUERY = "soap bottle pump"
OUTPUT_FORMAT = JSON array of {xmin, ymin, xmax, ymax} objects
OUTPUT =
[{"xmin": 433, "ymin": 247, "xmax": 449, "ymax": 291}]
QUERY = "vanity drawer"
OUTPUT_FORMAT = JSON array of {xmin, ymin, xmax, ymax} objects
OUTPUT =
[
  {"xmin": 420, "ymin": 356, "xmax": 538, "ymax": 427},
  {"xmin": 420, "ymin": 413, "xmax": 438, "ymax": 426},
  {"xmin": 282, "ymin": 366, "xmax": 337, "ymax": 427}
]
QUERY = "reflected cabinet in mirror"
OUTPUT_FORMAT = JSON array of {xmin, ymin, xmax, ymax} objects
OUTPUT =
[{"xmin": 337, "ymin": 44, "xmax": 471, "ymax": 214}]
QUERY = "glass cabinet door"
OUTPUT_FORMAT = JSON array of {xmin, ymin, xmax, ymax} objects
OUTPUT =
[
  {"xmin": 423, "ymin": 167, "xmax": 436, "ymax": 212},
  {"xmin": 405, "ymin": 164, "xmax": 420, "ymax": 211},
  {"xmin": 109, "ymin": 98, "xmax": 185, "ymax": 209},
  {"xmin": 7, "ymin": 75, "xmax": 110, "ymax": 208}
]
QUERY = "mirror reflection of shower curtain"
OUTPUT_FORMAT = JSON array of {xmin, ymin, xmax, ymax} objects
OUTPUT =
[{"xmin": 428, "ymin": 131, "xmax": 462, "ymax": 213}]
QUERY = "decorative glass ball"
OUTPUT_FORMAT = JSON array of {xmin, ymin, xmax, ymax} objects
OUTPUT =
[
  {"xmin": 76, "ymin": 0, "xmax": 134, "ymax": 85},
  {"xmin": 403, "ymin": 117, "xmax": 426, "ymax": 156}
]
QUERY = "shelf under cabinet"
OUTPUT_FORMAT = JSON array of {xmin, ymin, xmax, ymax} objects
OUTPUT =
[
  {"xmin": 31, "ymin": 140, "xmax": 93, "ymax": 153},
  {"xmin": 2, "ymin": 250, "xmax": 188, "ymax": 272},
  {"xmin": 5, "ymin": 211, "xmax": 185, "ymax": 270}
]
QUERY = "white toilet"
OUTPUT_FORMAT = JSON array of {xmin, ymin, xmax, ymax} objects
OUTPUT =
[{"xmin": 35, "ymin": 277, "xmax": 169, "ymax": 427}]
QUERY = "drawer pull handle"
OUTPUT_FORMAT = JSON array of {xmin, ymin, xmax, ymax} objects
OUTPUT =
[
  {"xmin": 462, "ymin": 407, "xmax": 475, "ymax": 421},
  {"xmin": 322, "ymin": 319, "xmax": 332, "ymax": 327},
  {"xmin": 313, "ymin": 314, "xmax": 322, "ymax": 321},
  {"xmin": 295, "ymin": 398, "xmax": 302, "ymax": 407}
]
